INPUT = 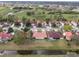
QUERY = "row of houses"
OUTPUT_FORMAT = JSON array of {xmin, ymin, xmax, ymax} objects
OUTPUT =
[{"xmin": 0, "ymin": 19, "xmax": 79, "ymax": 43}]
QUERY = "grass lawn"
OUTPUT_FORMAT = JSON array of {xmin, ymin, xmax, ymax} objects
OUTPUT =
[
  {"xmin": 63, "ymin": 14, "xmax": 79, "ymax": 20},
  {"xmin": 0, "ymin": 7, "xmax": 11, "ymax": 16},
  {"xmin": 0, "ymin": 39, "xmax": 78, "ymax": 50},
  {"xmin": 15, "ymin": 12, "xmax": 79, "ymax": 21}
]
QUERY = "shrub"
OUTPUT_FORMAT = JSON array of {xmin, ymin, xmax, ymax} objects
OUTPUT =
[{"xmin": 26, "ymin": 11, "xmax": 35, "ymax": 16}]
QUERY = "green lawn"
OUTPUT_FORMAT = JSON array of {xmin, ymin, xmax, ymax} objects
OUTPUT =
[
  {"xmin": 63, "ymin": 14, "xmax": 79, "ymax": 20},
  {"xmin": 15, "ymin": 11, "xmax": 79, "ymax": 20},
  {"xmin": 0, "ymin": 7, "xmax": 11, "ymax": 15},
  {"xmin": 0, "ymin": 39, "xmax": 78, "ymax": 50}
]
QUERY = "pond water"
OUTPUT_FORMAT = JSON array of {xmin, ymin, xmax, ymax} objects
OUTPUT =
[
  {"xmin": 0, "ymin": 50, "xmax": 78, "ymax": 56},
  {"xmin": 17, "ymin": 50, "xmax": 66, "ymax": 55}
]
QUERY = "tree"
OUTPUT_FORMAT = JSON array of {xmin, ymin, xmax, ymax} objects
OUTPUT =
[
  {"xmin": 22, "ymin": 16, "xmax": 27, "ymax": 23},
  {"xmin": 53, "ymin": 9, "xmax": 64, "ymax": 20},
  {"xmin": 0, "ymin": 15, "xmax": 3, "ymax": 21},
  {"xmin": 13, "ymin": 31, "xmax": 26, "ymax": 45},
  {"xmin": 22, "ymin": 16, "xmax": 27, "ymax": 21},
  {"xmin": 64, "ymin": 25, "xmax": 73, "ymax": 31},
  {"xmin": 13, "ymin": 31, "xmax": 32, "ymax": 45},
  {"xmin": 26, "ymin": 11, "xmax": 35, "ymax": 16},
  {"xmin": 0, "ymin": 28, "xmax": 3, "ymax": 32},
  {"xmin": 34, "ymin": 11, "xmax": 46, "ymax": 20},
  {"xmin": 6, "ymin": 14, "xmax": 17, "ymax": 22},
  {"xmin": 72, "ymin": 34, "xmax": 79, "ymax": 46},
  {"xmin": 0, "ymin": 15, "xmax": 8, "ymax": 22}
]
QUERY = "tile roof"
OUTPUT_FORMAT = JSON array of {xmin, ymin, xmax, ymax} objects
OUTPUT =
[{"xmin": 0, "ymin": 32, "xmax": 13, "ymax": 40}]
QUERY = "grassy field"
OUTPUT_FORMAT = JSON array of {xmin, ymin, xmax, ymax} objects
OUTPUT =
[
  {"xmin": 0, "ymin": 6, "xmax": 79, "ymax": 21},
  {"xmin": 14, "ymin": 13, "xmax": 79, "ymax": 21},
  {"xmin": 0, "ymin": 7, "xmax": 11, "ymax": 15}
]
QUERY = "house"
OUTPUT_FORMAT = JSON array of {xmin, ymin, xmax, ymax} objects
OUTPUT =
[
  {"xmin": 63, "ymin": 31, "xmax": 73, "ymax": 41},
  {"xmin": 0, "ymin": 32, "xmax": 13, "ymax": 43},
  {"xmin": 32, "ymin": 28, "xmax": 47, "ymax": 39},
  {"xmin": 47, "ymin": 31, "xmax": 63, "ymax": 40},
  {"xmin": 11, "ymin": 22, "xmax": 24, "ymax": 31}
]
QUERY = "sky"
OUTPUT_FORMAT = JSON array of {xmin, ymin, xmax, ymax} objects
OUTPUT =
[{"xmin": 0, "ymin": 0, "xmax": 79, "ymax": 2}]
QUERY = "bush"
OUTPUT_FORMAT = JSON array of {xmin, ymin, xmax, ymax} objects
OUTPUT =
[{"xmin": 26, "ymin": 11, "xmax": 35, "ymax": 16}]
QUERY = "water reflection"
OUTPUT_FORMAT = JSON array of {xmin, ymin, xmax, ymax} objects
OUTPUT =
[{"xmin": 0, "ymin": 50, "xmax": 78, "ymax": 56}]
